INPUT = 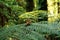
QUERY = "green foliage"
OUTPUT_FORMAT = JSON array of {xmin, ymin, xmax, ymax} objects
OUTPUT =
[
  {"xmin": 8, "ymin": 5, "xmax": 26, "ymax": 24},
  {"xmin": 0, "ymin": 22, "xmax": 60, "ymax": 40},
  {"xmin": 0, "ymin": 0, "xmax": 48, "ymax": 26},
  {"xmin": 18, "ymin": 10, "xmax": 48, "ymax": 23},
  {"xmin": 0, "ymin": 0, "xmax": 60, "ymax": 40},
  {"xmin": 0, "ymin": 0, "xmax": 26, "ymax": 26}
]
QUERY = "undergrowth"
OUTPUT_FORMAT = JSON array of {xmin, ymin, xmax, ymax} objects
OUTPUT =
[{"xmin": 0, "ymin": 22, "xmax": 60, "ymax": 40}]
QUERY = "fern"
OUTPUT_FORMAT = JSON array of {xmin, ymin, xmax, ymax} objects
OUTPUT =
[{"xmin": 0, "ymin": 22, "xmax": 60, "ymax": 40}]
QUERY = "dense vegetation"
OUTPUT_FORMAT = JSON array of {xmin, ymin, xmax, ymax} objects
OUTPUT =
[
  {"xmin": 0, "ymin": 0, "xmax": 60, "ymax": 40},
  {"xmin": 0, "ymin": 22, "xmax": 60, "ymax": 40}
]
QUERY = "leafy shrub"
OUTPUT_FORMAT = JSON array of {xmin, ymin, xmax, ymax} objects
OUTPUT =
[
  {"xmin": 0, "ymin": 1, "xmax": 26, "ymax": 26},
  {"xmin": 18, "ymin": 10, "xmax": 48, "ymax": 23}
]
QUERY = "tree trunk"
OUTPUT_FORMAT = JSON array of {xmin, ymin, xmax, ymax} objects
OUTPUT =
[
  {"xmin": 58, "ymin": 0, "xmax": 60, "ymax": 13},
  {"xmin": 47, "ymin": 0, "xmax": 58, "ymax": 23}
]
